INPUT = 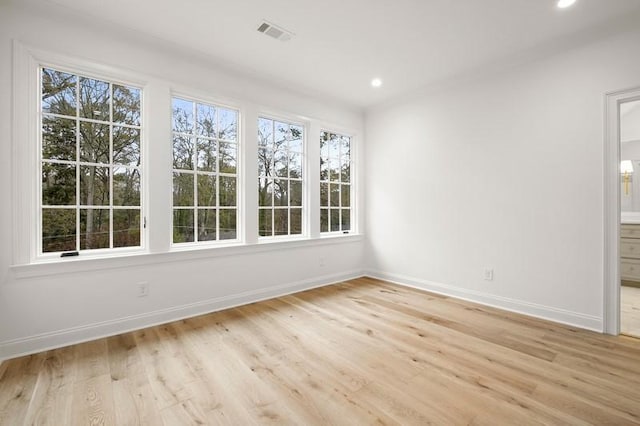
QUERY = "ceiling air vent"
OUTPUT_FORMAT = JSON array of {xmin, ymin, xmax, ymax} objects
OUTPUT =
[{"xmin": 257, "ymin": 20, "xmax": 294, "ymax": 42}]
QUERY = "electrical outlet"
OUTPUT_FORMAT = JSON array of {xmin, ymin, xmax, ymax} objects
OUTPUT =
[
  {"xmin": 137, "ymin": 282, "xmax": 149, "ymax": 297},
  {"xmin": 319, "ymin": 257, "xmax": 326, "ymax": 268},
  {"xmin": 483, "ymin": 268, "xmax": 494, "ymax": 281}
]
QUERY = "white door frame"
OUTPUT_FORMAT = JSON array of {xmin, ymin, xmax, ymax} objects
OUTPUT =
[{"xmin": 604, "ymin": 87, "xmax": 640, "ymax": 335}]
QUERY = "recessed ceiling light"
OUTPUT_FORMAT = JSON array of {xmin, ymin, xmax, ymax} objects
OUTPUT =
[
  {"xmin": 557, "ymin": 0, "xmax": 577, "ymax": 8},
  {"xmin": 371, "ymin": 78, "xmax": 382, "ymax": 88}
]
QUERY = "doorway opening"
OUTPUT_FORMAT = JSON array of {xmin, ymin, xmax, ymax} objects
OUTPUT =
[
  {"xmin": 605, "ymin": 87, "xmax": 640, "ymax": 337},
  {"xmin": 619, "ymin": 97, "xmax": 640, "ymax": 338}
]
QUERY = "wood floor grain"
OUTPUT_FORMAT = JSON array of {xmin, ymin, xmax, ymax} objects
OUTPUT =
[{"xmin": 2, "ymin": 277, "xmax": 640, "ymax": 425}]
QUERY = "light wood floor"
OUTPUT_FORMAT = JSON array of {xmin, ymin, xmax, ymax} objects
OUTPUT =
[
  {"xmin": 622, "ymin": 285, "xmax": 640, "ymax": 338},
  {"xmin": 2, "ymin": 277, "xmax": 640, "ymax": 425}
]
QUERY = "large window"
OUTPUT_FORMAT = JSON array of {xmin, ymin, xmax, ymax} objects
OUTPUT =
[
  {"xmin": 27, "ymin": 51, "xmax": 357, "ymax": 265},
  {"xmin": 258, "ymin": 117, "xmax": 304, "ymax": 237},
  {"xmin": 172, "ymin": 97, "xmax": 239, "ymax": 244},
  {"xmin": 40, "ymin": 67, "xmax": 142, "ymax": 254},
  {"xmin": 320, "ymin": 131, "xmax": 351, "ymax": 233}
]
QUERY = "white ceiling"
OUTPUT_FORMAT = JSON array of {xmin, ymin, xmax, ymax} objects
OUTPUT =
[{"xmin": 44, "ymin": 0, "xmax": 640, "ymax": 108}]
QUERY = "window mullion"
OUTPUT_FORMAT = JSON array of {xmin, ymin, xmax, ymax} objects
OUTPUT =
[
  {"xmin": 308, "ymin": 121, "xmax": 321, "ymax": 238},
  {"xmin": 75, "ymin": 75, "xmax": 80, "ymax": 252}
]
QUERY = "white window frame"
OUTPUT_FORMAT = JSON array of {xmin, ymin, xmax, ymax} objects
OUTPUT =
[
  {"xmin": 257, "ymin": 113, "xmax": 308, "ymax": 240},
  {"xmin": 319, "ymin": 128, "xmax": 356, "ymax": 236},
  {"xmin": 11, "ymin": 41, "xmax": 362, "ymax": 273},
  {"xmin": 38, "ymin": 66, "xmax": 145, "ymax": 258},
  {"xmin": 12, "ymin": 42, "xmax": 149, "ymax": 264},
  {"xmin": 170, "ymin": 92, "xmax": 242, "ymax": 248}
]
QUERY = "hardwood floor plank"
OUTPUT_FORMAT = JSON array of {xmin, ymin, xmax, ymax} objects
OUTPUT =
[
  {"xmin": 70, "ymin": 374, "xmax": 116, "ymax": 426},
  {"xmin": 21, "ymin": 346, "xmax": 76, "ymax": 426},
  {"xmin": 106, "ymin": 334, "xmax": 164, "ymax": 426},
  {"xmin": 2, "ymin": 277, "xmax": 640, "ymax": 425}
]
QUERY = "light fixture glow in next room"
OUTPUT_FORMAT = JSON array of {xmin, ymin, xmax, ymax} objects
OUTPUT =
[
  {"xmin": 371, "ymin": 78, "xmax": 382, "ymax": 88},
  {"xmin": 557, "ymin": 0, "xmax": 577, "ymax": 9}
]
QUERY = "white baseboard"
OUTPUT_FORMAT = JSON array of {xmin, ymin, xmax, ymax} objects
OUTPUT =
[
  {"xmin": 366, "ymin": 270, "xmax": 603, "ymax": 332},
  {"xmin": 0, "ymin": 270, "xmax": 365, "ymax": 361}
]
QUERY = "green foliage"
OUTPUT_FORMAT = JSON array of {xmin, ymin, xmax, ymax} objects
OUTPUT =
[
  {"xmin": 40, "ymin": 68, "xmax": 141, "ymax": 252},
  {"xmin": 172, "ymin": 98, "xmax": 239, "ymax": 243}
]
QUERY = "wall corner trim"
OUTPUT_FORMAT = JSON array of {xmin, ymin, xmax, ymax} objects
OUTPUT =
[{"xmin": 366, "ymin": 270, "xmax": 603, "ymax": 333}]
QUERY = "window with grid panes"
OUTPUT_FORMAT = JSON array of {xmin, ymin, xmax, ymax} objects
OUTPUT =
[
  {"xmin": 257, "ymin": 117, "xmax": 304, "ymax": 237},
  {"xmin": 172, "ymin": 97, "xmax": 239, "ymax": 243},
  {"xmin": 320, "ymin": 131, "xmax": 351, "ymax": 233},
  {"xmin": 40, "ymin": 67, "xmax": 142, "ymax": 254}
]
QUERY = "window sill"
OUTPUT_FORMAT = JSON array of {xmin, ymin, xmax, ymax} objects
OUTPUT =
[{"xmin": 9, "ymin": 233, "xmax": 364, "ymax": 280}]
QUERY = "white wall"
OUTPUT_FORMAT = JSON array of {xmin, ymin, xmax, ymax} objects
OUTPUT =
[
  {"xmin": 365, "ymin": 27, "xmax": 640, "ymax": 331},
  {"xmin": 0, "ymin": 3, "xmax": 365, "ymax": 359}
]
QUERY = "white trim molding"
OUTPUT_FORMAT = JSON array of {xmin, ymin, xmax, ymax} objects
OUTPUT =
[
  {"xmin": 603, "ymin": 86, "xmax": 640, "ymax": 335},
  {"xmin": 0, "ymin": 270, "xmax": 365, "ymax": 361},
  {"xmin": 367, "ymin": 270, "xmax": 603, "ymax": 332}
]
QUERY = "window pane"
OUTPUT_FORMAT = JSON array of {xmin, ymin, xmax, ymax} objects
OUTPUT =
[
  {"xmin": 42, "ymin": 116, "xmax": 76, "ymax": 161},
  {"xmin": 274, "ymin": 149, "xmax": 288, "ymax": 178},
  {"xmin": 79, "ymin": 121, "xmax": 109, "ymax": 164},
  {"xmin": 42, "ymin": 163, "xmax": 76, "ymax": 205},
  {"xmin": 290, "ymin": 180, "xmax": 302, "ymax": 207},
  {"xmin": 341, "ymin": 159, "xmax": 351, "ymax": 183},
  {"xmin": 259, "ymin": 208, "xmax": 272, "ymax": 237},
  {"xmin": 258, "ymin": 148, "xmax": 272, "ymax": 177},
  {"xmin": 258, "ymin": 118, "xmax": 273, "ymax": 147},
  {"xmin": 80, "ymin": 208, "xmax": 110, "ymax": 249},
  {"xmin": 42, "ymin": 68, "xmax": 76, "ymax": 116},
  {"xmin": 113, "ymin": 209, "xmax": 140, "ymax": 248},
  {"xmin": 219, "ymin": 176, "xmax": 236, "ymax": 207},
  {"xmin": 218, "ymin": 108, "xmax": 237, "ymax": 141},
  {"xmin": 320, "ymin": 157, "xmax": 329, "ymax": 181},
  {"xmin": 196, "ymin": 103, "xmax": 216, "ymax": 138},
  {"xmin": 42, "ymin": 208, "xmax": 76, "ymax": 252},
  {"xmin": 197, "ymin": 209, "xmax": 216, "ymax": 241},
  {"xmin": 320, "ymin": 132, "xmax": 329, "ymax": 159},
  {"xmin": 219, "ymin": 209, "xmax": 237, "ymax": 240},
  {"xmin": 173, "ymin": 98, "xmax": 194, "ymax": 133},
  {"xmin": 173, "ymin": 135, "xmax": 194, "ymax": 170},
  {"xmin": 259, "ymin": 117, "xmax": 303, "ymax": 238},
  {"xmin": 219, "ymin": 142, "xmax": 237, "ymax": 174},
  {"xmin": 113, "ymin": 126, "xmax": 141, "ymax": 167},
  {"xmin": 290, "ymin": 125, "xmax": 303, "ymax": 153},
  {"xmin": 173, "ymin": 172, "xmax": 194, "ymax": 206},
  {"xmin": 258, "ymin": 178, "xmax": 273, "ymax": 207},
  {"xmin": 80, "ymin": 166, "xmax": 110, "ymax": 206},
  {"xmin": 173, "ymin": 209, "xmax": 194, "ymax": 243},
  {"xmin": 329, "ymin": 158, "xmax": 340, "ymax": 182},
  {"xmin": 341, "ymin": 136, "xmax": 351, "ymax": 160},
  {"xmin": 274, "ymin": 209, "xmax": 288, "ymax": 236},
  {"xmin": 113, "ymin": 167, "xmax": 140, "ymax": 206},
  {"xmin": 329, "ymin": 135, "xmax": 340, "ymax": 158},
  {"xmin": 329, "ymin": 183, "xmax": 340, "ymax": 207},
  {"xmin": 320, "ymin": 183, "xmax": 328, "ymax": 207},
  {"xmin": 321, "ymin": 131, "xmax": 353, "ymax": 234},
  {"xmin": 79, "ymin": 77, "xmax": 110, "ymax": 121},
  {"xmin": 197, "ymin": 138, "xmax": 216, "ymax": 172},
  {"xmin": 112, "ymin": 85, "xmax": 140, "ymax": 126},
  {"xmin": 290, "ymin": 208, "xmax": 302, "ymax": 235},
  {"xmin": 40, "ymin": 68, "xmax": 145, "ymax": 254},
  {"xmin": 275, "ymin": 121, "xmax": 289, "ymax": 146},
  {"xmin": 320, "ymin": 208, "xmax": 328, "ymax": 233},
  {"xmin": 330, "ymin": 209, "xmax": 340, "ymax": 232},
  {"xmin": 341, "ymin": 184, "xmax": 350, "ymax": 208},
  {"xmin": 274, "ymin": 179, "xmax": 288, "ymax": 207},
  {"xmin": 341, "ymin": 209, "xmax": 351, "ymax": 232},
  {"xmin": 289, "ymin": 152, "xmax": 302, "ymax": 179},
  {"xmin": 197, "ymin": 174, "xmax": 216, "ymax": 207}
]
